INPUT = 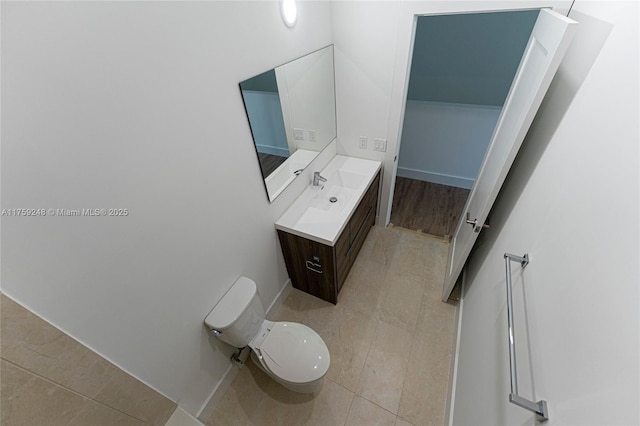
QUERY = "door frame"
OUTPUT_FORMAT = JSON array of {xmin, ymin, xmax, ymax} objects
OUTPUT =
[
  {"xmin": 386, "ymin": 8, "xmax": 542, "ymax": 230},
  {"xmin": 380, "ymin": 2, "xmax": 573, "ymax": 229}
]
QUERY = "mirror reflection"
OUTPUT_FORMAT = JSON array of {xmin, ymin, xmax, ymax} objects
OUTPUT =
[{"xmin": 240, "ymin": 45, "xmax": 336, "ymax": 202}]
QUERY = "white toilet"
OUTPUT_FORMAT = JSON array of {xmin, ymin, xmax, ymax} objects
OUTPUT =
[{"xmin": 204, "ymin": 276, "xmax": 330, "ymax": 393}]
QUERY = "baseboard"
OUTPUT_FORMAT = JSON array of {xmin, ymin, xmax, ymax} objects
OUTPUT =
[
  {"xmin": 196, "ymin": 364, "xmax": 235, "ymax": 422},
  {"xmin": 265, "ymin": 279, "xmax": 293, "ymax": 317},
  {"xmin": 445, "ymin": 269, "xmax": 465, "ymax": 426},
  {"xmin": 196, "ymin": 279, "xmax": 293, "ymax": 422},
  {"xmin": 256, "ymin": 145, "xmax": 289, "ymax": 157},
  {"xmin": 396, "ymin": 167, "xmax": 474, "ymax": 189},
  {"xmin": 166, "ymin": 406, "xmax": 205, "ymax": 426}
]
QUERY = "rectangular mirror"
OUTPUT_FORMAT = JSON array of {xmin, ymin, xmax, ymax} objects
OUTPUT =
[{"xmin": 239, "ymin": 45, "xmax": 336, "ymax": 202}]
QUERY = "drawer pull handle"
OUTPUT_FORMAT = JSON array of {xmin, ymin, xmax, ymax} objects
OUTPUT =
[{"xmin": 305, "ymin": 261, "xmax": 323, "ymax": 274}]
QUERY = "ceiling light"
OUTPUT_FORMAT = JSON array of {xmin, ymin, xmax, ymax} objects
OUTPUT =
[{"xmin": 281, "ymin": 0, "xmax": 297, "ymax": 28}]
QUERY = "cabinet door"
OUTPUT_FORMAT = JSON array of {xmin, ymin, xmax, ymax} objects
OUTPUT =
[
  {"xmin": 336, "ymin": 171, "xmax": 381, "ymax": 294},
  {"xmin": 277, "ymin": 230, "xmax": 337, "ymax": 304}
]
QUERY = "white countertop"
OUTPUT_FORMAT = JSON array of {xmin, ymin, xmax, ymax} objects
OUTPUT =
[{"xmin": 275, "ymin": 155, "xmax": 381, "ymax": 246}]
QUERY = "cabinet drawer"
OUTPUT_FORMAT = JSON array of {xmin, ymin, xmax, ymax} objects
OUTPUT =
[
  {"xmin": 336, "ymin": 228, "xmax": 361, "ymax": 293},
  {"xmin": 349, "ymin": 194, "xmax": 370, "ymax": 245},
  {"xmin": 335, "ymin": 222, "xmax": 350, "ymax": 258},
  {"xmin": 349, "ymin": 203, "xmax": 375, "ymax": 268},
  {"xmin": 335, "ymin": 228, "xmax": 351, "ymax": 293},
  {"xmin": 366, "ymin": 173, "xmax": 380, "ymax": 210},
  {"xmin": 349, "ymin": 173, "xmax": 378, "ymax": 242}
]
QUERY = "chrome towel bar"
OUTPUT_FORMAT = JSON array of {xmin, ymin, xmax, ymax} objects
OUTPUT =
[{"xmin": 504, "ymin": 252, "xmax": 549, "ymax": 422}]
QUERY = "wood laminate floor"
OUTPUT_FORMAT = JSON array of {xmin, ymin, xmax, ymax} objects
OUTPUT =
[
  {"xmin": 258, "ymin": 153, "xmax": 288, "ymax": 179},
  {"xmin": 390, "ymin": 177, "xmax": 470, "ymax": 239}
]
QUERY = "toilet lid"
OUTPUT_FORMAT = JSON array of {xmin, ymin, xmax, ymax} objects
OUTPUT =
[{"xmin": 259, "ymin": 322, "xmax": 330, "ymax": 384}]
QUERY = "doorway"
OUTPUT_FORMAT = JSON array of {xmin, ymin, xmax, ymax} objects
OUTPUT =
[{"xmin": 390, "ymin": 10, "xmax": 539, "ymax": 239}]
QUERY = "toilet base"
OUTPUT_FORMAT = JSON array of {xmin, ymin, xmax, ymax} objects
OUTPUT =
[{"xmin": 250, "ymin": 350, "xmax": 324, "ymax": 394}]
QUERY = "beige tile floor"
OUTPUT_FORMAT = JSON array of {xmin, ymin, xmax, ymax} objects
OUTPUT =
[{"xmin": 206, "ymin": 226, "xmax": 458, "ymax": 426}]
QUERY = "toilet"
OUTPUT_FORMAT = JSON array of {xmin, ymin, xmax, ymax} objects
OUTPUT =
[{"xmin": 204, "ymin": 276, "xmax": 330, "ymax": 393}]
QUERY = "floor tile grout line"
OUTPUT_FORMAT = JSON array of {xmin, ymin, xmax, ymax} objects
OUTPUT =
[
  {"xmin": 0, "ymin": 358, "xmax": 154, "ymax": 425},
  {"xmin": 353, "ymin": 229, "xmax": 402, "ymax": 399},
  {"xmin": 394, "ymin": 235, "xmax": 436, "ymax": 423},
  {"xmin": 348, "ymin": 229, "xmax": 393, "ymax": 401},
  {"xmin": 318, "ymin": 377, "xmax": 357, "ymax": 425},
  {"xmin": 352, "ymin": 315, "xmax": 381, "ymax": 396},
  {"xmin": 331, "ymin": 303, "xmax": 377, "ymax": 395},
  {"xmin": 359, "ymin": 393, "xmax": 401, "ymax": 419},
  {"xmin": 1, "ymin": 358, "xmax": 94, "ymax": 402},
  {"xmin": 339, "ymin": 380, "xmax": 358, "ymax": 426},
  {"xmin": 358, "ymin": 230, "xmax": 421, "ymax": 417}
]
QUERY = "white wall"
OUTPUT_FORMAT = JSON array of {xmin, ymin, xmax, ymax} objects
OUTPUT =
[
  {"xmin": 398, "ymin": 101, "xmax": 500, "ymax": 189},
  {"xmin": 1, "ymin": 0, "xmax": 333, "ymax": 416},
  {"xmin": 452, "ymin": 1, "xmax": 639, "ymax": 424},
  {"xmin": 276, "ymin": 45, "xmax": 336, "ymax": 152},
  {"xmin": 331, "ymin": 0, "xmax": 573, "ymax": 224},
  {"xmin": 241, "ymin": 90, "xmax": 289, "ymax": 156}
]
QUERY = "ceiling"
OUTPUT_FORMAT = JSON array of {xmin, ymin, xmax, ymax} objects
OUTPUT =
[{"xmin": 408, "ymin": 10, "xmax": 540, "ymax": 107}]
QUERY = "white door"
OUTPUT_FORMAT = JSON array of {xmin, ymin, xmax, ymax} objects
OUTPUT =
[{"xmin": 442, "ymin": 9, "xmax": 577, "ymax": 301}]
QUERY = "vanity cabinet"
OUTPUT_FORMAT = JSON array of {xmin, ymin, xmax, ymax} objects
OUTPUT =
[{"xmin": 277, "ymin": 171, "xmax": 380, "ymax": 304}]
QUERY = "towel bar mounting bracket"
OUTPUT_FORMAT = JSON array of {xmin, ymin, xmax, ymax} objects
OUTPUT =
[{"xmin": 510, "ymin": 394, "xmax": 549, "ymax": 422}]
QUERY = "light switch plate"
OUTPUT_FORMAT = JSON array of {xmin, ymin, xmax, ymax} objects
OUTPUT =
[
  {"xmin": 294, "ymin": 128, "xmax": 304, "ymax": 141},
  {"xmin": 359, "ymin": 136, "xmax": 368, "ymax": 149},
  {"xmin": 373, "ymin": 138, "xmax": 387, "ymax": 152},
  {"xmin": 308, "ymin": 130, "xmax": 317, "ymax": 142}
]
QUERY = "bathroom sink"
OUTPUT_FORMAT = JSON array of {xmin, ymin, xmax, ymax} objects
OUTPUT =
[
  {"xmin": 306, "ymin": 170, "xmax": 364, "ymax": 213},
  {"xmin": 275, "ymin": 155, "xmax": 381, "ymax": 245},
  {"xmin": 302, "ymin": 189, "xmax": 355, "ymax": 222},
  {"xmin": 327, "ymin": 169, "xmax": 366, "ymax": 190},
  {"xmin": 307, "ymin": 188, "xmax": 354, "ymax": 213}
]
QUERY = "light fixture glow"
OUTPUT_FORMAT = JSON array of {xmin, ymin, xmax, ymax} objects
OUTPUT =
[{"xmin": 281, "ymin": 0, "xmax": 297, "ymax": 28}]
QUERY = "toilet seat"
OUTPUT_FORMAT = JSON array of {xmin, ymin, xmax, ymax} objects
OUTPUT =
[{"xmin": 251, "ymin": 322, "xmax": 330, "ymax": 384}]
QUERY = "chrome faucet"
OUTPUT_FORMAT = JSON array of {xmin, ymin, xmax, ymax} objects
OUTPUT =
[{"xmin": 313, "ymin": 172, "xmax": 327, "ymax": 186}]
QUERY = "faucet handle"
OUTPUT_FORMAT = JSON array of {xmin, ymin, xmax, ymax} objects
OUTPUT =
[{"xmin": 313, "ymin": 172, "xmax": 327, "ymax": 186}]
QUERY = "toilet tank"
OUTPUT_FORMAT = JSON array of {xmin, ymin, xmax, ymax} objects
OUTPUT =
[{"xmin": 204, "ymin": 276, "xmax": 265, "ymax": 348}]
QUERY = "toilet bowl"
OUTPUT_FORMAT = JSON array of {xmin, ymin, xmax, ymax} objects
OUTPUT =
[{"xmin": 204, "ymin": 277, "xmax": 330, "ymax": 393}]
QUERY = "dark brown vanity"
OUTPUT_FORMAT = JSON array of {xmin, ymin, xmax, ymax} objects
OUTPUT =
[{"xmin": 277, "ymin": 169, "xmax": 380, "ymax": 304}]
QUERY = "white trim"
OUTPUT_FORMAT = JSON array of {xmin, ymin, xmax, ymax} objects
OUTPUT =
[
  {"xmin": 405, "ymin": 98, "xmax": 503, "ymax": 111},
  {"xmin": 396, "ymin": 166, "xmax": 475, "ymax": 189},
  {"xmin": 256, "ymin": 144, "xmax": 289, "ymax": 157},
  {"xmin": 445, "ymin": 269, "xmax": 465, "ymax": 426},
  {"xmin": 165, "ymin": 406, "xmax": 205, "ymax": 426},
  {"xmin": 265, "ymin": 279, "xmax": 293, "ymax": 316},
  {"xmin": 196, "ymin": 279, "xmax": 293, "ymax": 421},
  {"xmin": 195, "ymin": 366, "xmax": 233, "ymax": 422}
]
